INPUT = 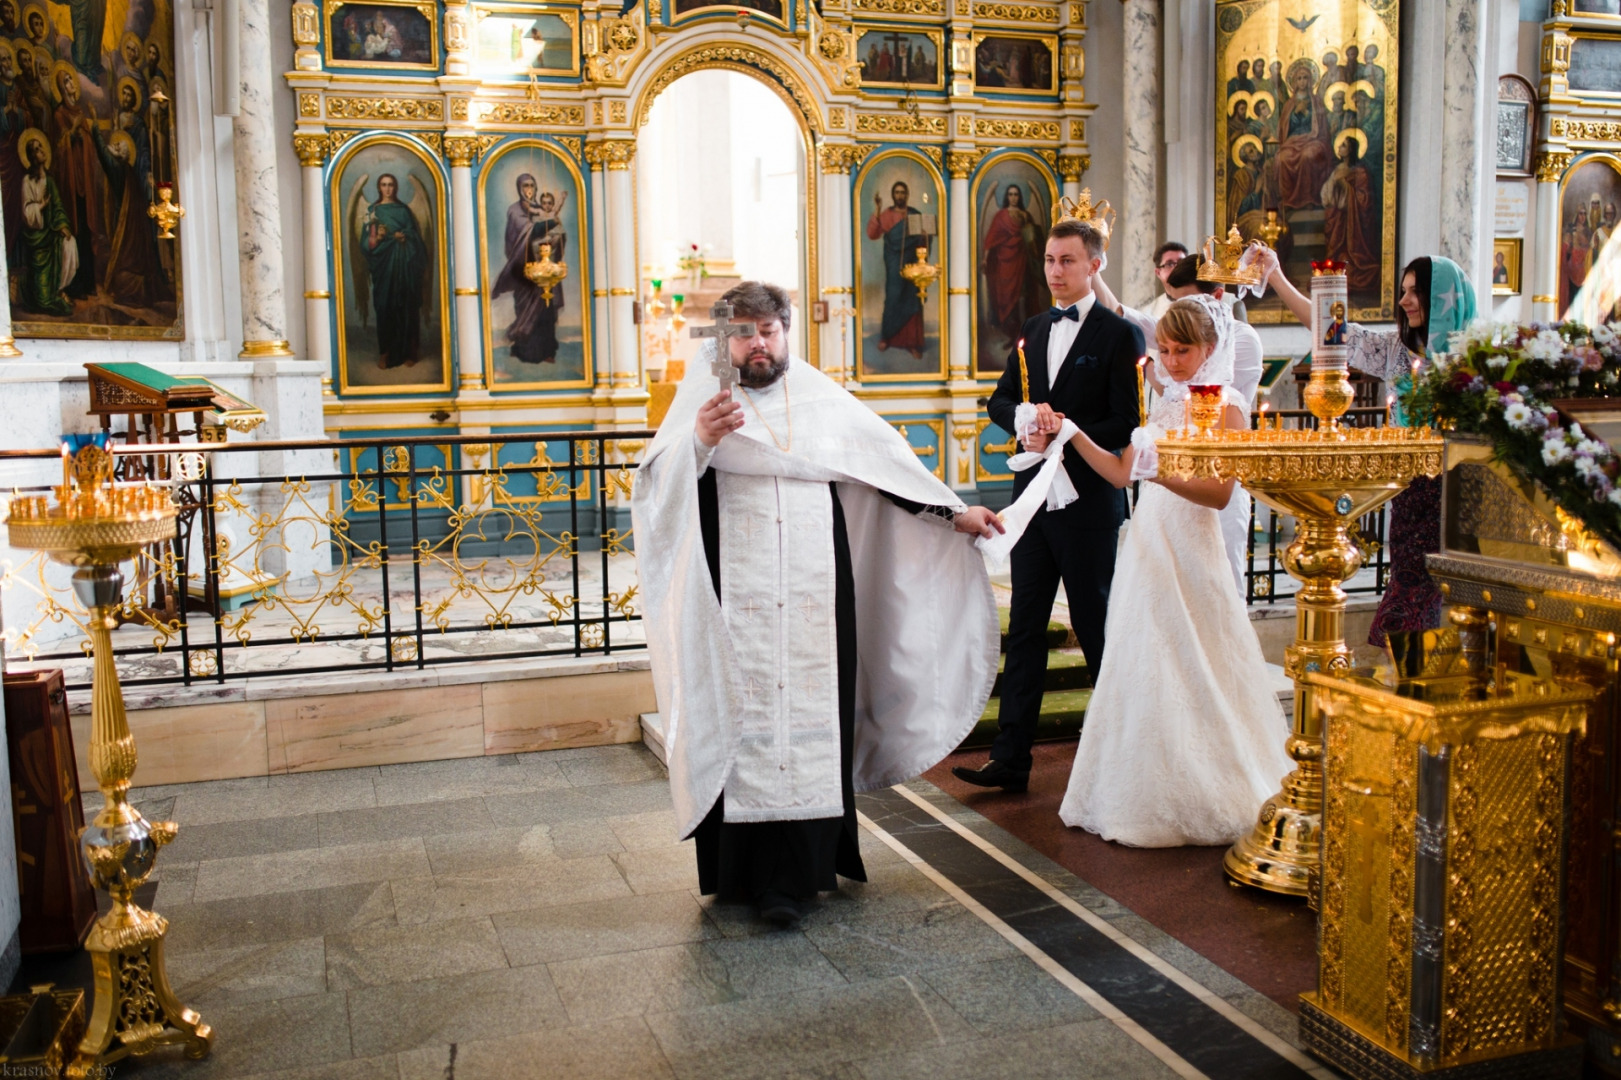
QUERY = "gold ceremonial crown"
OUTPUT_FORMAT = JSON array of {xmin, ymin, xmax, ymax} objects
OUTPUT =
[
  {"xmin": 1197, "ymin": 224, "xmax": 1263, "ymax": 287},
  {"xmin": 1053, "ymin": 189, "xmax": 1114, "ymax": 249}
]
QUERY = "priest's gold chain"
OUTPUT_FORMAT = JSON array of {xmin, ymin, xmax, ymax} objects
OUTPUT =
[{"xmin": 738, "ymin": 383, "xmax": 792, "ymax": 451}]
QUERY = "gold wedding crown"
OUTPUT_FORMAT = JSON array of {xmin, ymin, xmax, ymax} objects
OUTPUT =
[
  {"xmin": 1197, "ymin": 223, "xmax": 1264, "ymax": 287},
  {"xmin": 1052, "ymin": 188, "xmax": 1114, "ymax": 249}
]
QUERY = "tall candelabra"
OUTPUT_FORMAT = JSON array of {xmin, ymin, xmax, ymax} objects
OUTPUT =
[
  {"xmin": 1156, "ymin": 260, "xmax": 1443, "ymax": 897},
  {"xmin": 5, "ymin": 445, "xmax": 212, "ymax": 1076}
]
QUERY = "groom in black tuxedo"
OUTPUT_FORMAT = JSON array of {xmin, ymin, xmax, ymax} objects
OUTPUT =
[{"xmin": 954, "ymin": 217, "xmax": 1144, "ymax": 792}]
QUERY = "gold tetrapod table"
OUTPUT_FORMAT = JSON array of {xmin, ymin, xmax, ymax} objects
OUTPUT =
[
  {"xmin": 5, "ymin": 451, "xmax": 213, "ymax": 1076},
  {"xmin": 1157, "ymin": 389, "xmax": 1443, "ymax": 896}
]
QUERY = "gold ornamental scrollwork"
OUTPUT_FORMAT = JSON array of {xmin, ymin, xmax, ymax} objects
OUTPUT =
[
  {"xmin": 584, "ymin": 6, "xmax": 646, "ymax": 86},
  {"xmin": 477, "ymin": 102, "xmax": 586, "ymax": 126},
  {"xmin": 818, "ymin": 143, "xmax": 874, "ymax": 174},
  {"xmin": 327, "ymin": 129, "xmax": 361, "ymax": 154},
  {"xmin": 443, "ymin": 135, "xmax": 481, "ymax": 167},
  {"xmin": 637, "ymin": 45, "xmax": 823, "ymax": 133},
  {"xmin": 585, "ymin": 139, "xmax": 636, "ymax": 171},
  {"xmin": 854, "ymin": 0, "xmax": 945, "ymax": 13},
  {"xmin": 556, "ymin": 135, "xmax": 583, "ymax": 159},
  {"xmin": 445, "ymin": 7, "xmax": 469, "ymax": 53},
  {"xmin": 946, "ymin": 149, "xmax": 988, "ymax": 179},
  {"xmin": 1058, "ymin": 153, "xmax": 1088, "ymax": 182},
  {"xmin": 450, "ymin": 99, "xmax": 470, "ymax": 121},
  {"xmin": 1547, "ymin": 118, "xmax": 1621, "ymax": 143},
  {"xmin": 974, "ymin": 2, "xmax": 1060, "ymax": 21},
  {"xmin": 298, "ymin": 92, "xmax": 320, "ymax": 117},
  {"xmin": 326, "ymin": 96, "xmax": 443, "ymax": 121},
  {"xmin": 811, "ymin": 18, "xmax": 862, "ymax": 90},
  {"xmin": 291, "ymin": 0, "xmax": 318, "ymax": 45},
  {"xmin": 855, "ymin": 112, "xmax": 946, "ymax": 137},
  {"xmin": 1534, "ymin": 150, "xmax": 1573, "ymax": 183},
  {"xmin": 975, "ymin": 118, "xmax": 1060, "ymax": 142},
  {"xmin": 292, "ymin": 133, "xmax": 329, "ymax": 167}
]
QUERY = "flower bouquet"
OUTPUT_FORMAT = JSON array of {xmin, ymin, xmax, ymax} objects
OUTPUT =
[
  {"xmin": 677, "ymin": 243, "xmax": 708, "ymax": 291},
  {"xmin": 1404, "ymin": 319, "xmax": 1621, "ymax": 545}
]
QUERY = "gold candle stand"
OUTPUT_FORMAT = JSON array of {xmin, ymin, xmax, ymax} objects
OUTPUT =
[
  {"xmin": 1156, "ymin": 380, "xmax": 1443, "ymax": 896},
  {"xmin": 4, "ymin": 447, "xmax": 212, "ymax": 1076}
]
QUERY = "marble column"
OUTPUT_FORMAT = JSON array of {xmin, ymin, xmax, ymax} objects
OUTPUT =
[
  {"xmin": 1438, "ymin": 0, "xmax": 1486, "ymax": 292},
  {"xmin": 1120, "ymin": 0, "xmax": 1160, "ymax": 311},
  {"xmin": 446, "ymin": 137, "xmax": 484, "ymax": 393},
  {"xmin": 293, "ymin": 135, "xmax": 330, "ymax": 373},
  {"xmin": 603, "ymin": 139, "xmax": 640, "ymax": 392},
  {"xmin": 947, "ymin": 170, "xmax": 970, "ymax": 381},
  {"xmin": 234, "ymin": 0, "xmax": 291, "ymax": 357},
  {"xmin": 1531, "ymin": 151, "xmax": 1570, "ymax": 322}
]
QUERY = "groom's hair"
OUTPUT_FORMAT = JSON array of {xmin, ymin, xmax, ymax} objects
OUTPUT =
[
  {"xmin": 720, "ymin": 280, "xmax": 793, "ymax": 331},
  {"xmin": 1047, "ymin": 218, "xmax": 1104, "ymax": 261}
]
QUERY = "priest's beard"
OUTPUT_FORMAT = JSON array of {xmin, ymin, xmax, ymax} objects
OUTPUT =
[{"xmin": 736, "ymin": 340, "xmax": 790, "ymax": 389}]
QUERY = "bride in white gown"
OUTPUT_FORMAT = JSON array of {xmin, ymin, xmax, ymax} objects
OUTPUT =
[{"xmin": 1056, "ymin": 295, "xmax": 1292, "ymax": 847}]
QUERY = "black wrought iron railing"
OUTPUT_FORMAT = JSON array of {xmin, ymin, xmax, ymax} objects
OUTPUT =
[
  {"xmin": 0, "ymin": 431, "xmax": 651, "ymax": 692},
  {"xmin": 1, "ymin": 415, "xmax": 1389, "ymax": 692}
]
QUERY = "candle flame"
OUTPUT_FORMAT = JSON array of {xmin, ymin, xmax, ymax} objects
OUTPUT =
[{"xmin": 1017, "ymin": 338, "xmax": 1025, "ymax": 350}]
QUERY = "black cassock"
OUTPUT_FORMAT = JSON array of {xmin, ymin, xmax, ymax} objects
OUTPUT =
[{"xmin": 690, "ymin": 468, "xmax": 944, "ymax": 903}]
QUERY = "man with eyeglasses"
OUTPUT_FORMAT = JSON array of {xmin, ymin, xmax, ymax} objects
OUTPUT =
[{"xmin": 1145, "ymin": 241, "xmax": 1189, "ymax": 320}]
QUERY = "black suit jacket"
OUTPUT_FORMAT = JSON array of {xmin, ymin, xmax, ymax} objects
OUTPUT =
[{"xmin": 986, "ymin": 301, "xmax": 1145, "ymax": 530}]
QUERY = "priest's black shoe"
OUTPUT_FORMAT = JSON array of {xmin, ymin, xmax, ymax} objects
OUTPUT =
[
  {"xmin": 951, "ymin": 759, "xmax": 1030, "ymax": 793},
  {"xmin": 757, "ymin": 891, "xmax": 804, "ymax": 927}
]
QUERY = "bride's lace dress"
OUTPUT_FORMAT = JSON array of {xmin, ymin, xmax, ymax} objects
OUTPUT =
[{"xmin": 1059, "ymin": 387, "xmax": 1293, "ymax": 847}]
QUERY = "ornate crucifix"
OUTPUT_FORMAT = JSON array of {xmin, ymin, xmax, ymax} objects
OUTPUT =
[{"xmin": 690, "ymin": 300, "xmax": 756, "ymax": 391}]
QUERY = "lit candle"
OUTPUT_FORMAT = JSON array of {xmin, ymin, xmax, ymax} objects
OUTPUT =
[
  {"xmin": 60, "ymin": 444, "xmax": 70, "ymax": 493},
  {"xmin": 1258, "ymin": 402, "xmax": 1269, "ymax": 438},
  {"xmin": 1136, "ymin": 356, "xmax": 1148, "ymax": 424},
  {"xmin": 1386, "ymin": 393, "xmax": 1395, "ymax": 427},
  {"xmin": 1017, "ymin": 338, "xmax": 1030, "ymax": 403}
]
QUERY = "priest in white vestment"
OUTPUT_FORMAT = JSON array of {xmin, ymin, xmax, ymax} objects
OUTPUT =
[{"xmin": 633, "ymin": 281, "xmax": 1002, "ymax": 926}]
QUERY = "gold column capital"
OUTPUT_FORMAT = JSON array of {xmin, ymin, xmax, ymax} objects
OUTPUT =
[
  {"xmin": 1534, "ymin": 149, "xmax": 1572, "ymax": 184},
  {"xmin": 1058, "ymin": 153, "xmax": 1089, "ymax": 183},
  {"xmin": 819, "ymin": 143, "xmax": 873, "ymax": 174},
  {"xmin": 443, "ymin": 134, "xmax": 481, "ymax": 167},
  {"xmin": 946, "ymin": 149, "xmax": 987, "ymax": 179},
  {"xmin": 586, "ymin": 138, "xmax": 636, "ymax": 171},
  {"xmin": 292, "ymin": 133, "xmax": 329, "ymax": 166}
]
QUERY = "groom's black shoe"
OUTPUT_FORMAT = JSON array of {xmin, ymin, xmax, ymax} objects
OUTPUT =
[{"xmin": 951, "ymin": 759, "xmax": 1030, "ymax": 793}]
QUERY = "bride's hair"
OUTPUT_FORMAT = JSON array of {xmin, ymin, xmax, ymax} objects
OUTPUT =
[{"xmin": 1157, "ymin": 298, "xmax": 1220, "ymax": 349}]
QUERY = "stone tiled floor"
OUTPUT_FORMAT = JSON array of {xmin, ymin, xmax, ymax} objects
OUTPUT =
[{"xmin": 71, "ymin": 745, "xmax": 1314, "ymax": 1080}]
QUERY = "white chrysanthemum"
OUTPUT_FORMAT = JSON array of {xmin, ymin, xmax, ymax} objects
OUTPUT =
[
  {"xmin": 1609, "ymin": 487, "xmax": 1621, "ymax": 507},
  {"xmin": 1578, "ymin": 438, "xmax": 1610, "ymax": 460},
  {"xmin": 1544, "ymin": 439, "xmax": 1574, "ymax": 466},
  {"xmin": 1577, "ymin": 457, "xmax": 1601, "ymax": 480},
  {"xmin": 1525, "ymin": 329, "xmax": 1568, "ymax": 363},
  {"xmin": 1571, "ymin": 422, "xmax": 1587, "ymax": 441},
  {"xmin": 1597, "ymin": 323, "xmax": 1619, "ymax": 348},
  {"xmin": 1458, "ymin": 319, "xmax": 1502, "ymax": 352},
  {"xmin": 1503, "ymin": 402, "xmax": 1533, "ymax": 429},
  {"xmin": 1486, "ymin": 355, "xmax": 1509, "ymax": 370}
]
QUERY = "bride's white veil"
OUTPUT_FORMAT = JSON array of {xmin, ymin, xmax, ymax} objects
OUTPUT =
[{"xmin": 1131, "ymin": 294, "xmax": 1236, "ymax": 480}]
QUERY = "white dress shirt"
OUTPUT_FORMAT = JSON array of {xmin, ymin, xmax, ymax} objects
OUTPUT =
[{"xmin": 1046, "ymin": 292, "xmax": 1096, "ymax": 389}]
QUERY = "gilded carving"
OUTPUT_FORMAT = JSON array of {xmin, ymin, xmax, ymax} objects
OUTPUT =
[
  {"xmin": 946, "ymin": 149, "xmax": 988, "ymax": 178},
  {"xmin": 975, "ymin": 118, "xmax": 1059, "ymax": 141},
  {"xmin": 326, "ymin": 97, "xmax": 444, "ymax": 121},
  {"xmin": 327, "ymin": 129, "xmax": 361, "ymax": 153},
  {"xmin": 291, "ymin": 0, "xmax": 319, "ymax": 45},
  {"xmin": 445, "ymin": 8, "xmax": 469, "ymax": 52},
  {"xmin": 639, "ymin": 47, "xmax": 823, "ymax": 133},
  {"xmin": 1070, "ymin": 118, "xmax": 1085, "ymax": 141},
  {"xmin": 558, "ymin": 136, "xmax": 583, "ymax": 159},
  {"xmin": 443, "ymin": 135, "xmax": 481, "ymax": 167},
  {"xmin": 958, "ymin": 115, "xmax": 973, "ymax": 136},
  {"xmin": 1069, "ymin": 0, "xmax": 1083, "ymax": 24},
  {"xmin": 1037, "ymin": 148, "xmax": 1057, "ymax": 167},
  {"xmin": 585, "ymin": 139, "xmax": 636, "ymax": 170},
  {"xmin": 583, "ymin": 142, "xmax": 608, "ymax": 169},
  {"xmin": 818, "ymin": 143, "xmax": 874, "ymax": 174},
  {"xmin": 417, "ymin": 131, "xmax": 442, "ymax": 156},
  {"xmin": 829, "ymin": 106, "xmax": 847, "ymax": 128},
  {"xmin": 585, "ymin": 7, "xmax": 646, "ymax": 86},
  {"xmin": 855, "ymin": 0, "xmax": 945, "ymax": 13},
  {"xmin": 818, "ymin": 30, "xmax": 847, "ymax": 60},
  {"xmin": 1385, "ymin": 744, "xmax": 1415, "ymax": 1050},
  {"xmin": 920, "ymin": 146, "xmax": 943, "ymax": 167},
  {"xmin": 1551, "ymin": 119, "xmax": 1621, "ymax": 143},
  {"xmin": 477, "ymin": 134, "xmax": 503, "ymax": 157},
  {"xmin": 1062, "ymin": 41, "xmax": 1084, "ymax": 80},
  {"xmin": 956, "ymin": 0, "xmax": 969, "ymax": 12},
  {"xmin": 478, "ymin": 102, "xmax": 587, "ymax": 125},
  {"xmin": 610, "ymin": 101, "xmax": 627, "ymax": 123},
  {"xmin": 856, "ymin": 113, "xmax": 947, "ymax": 136},
  {"xmin": 450, "ymin": 99, "xmax": 470, "ymax": 121},
  {"xmin": 974, "ymin": 3, "xmax": 1060, "ymax": 21},
  {"xmin": 292, "ymin": 133, "xmax": 330, "ymax": 166},
  {"xmin": 1057, "ymin": 153, "xmax": 1087, "ymax": 181},
  {"xmin": 1534, "ymin": 149, "xmax": 1573, "ymax": 183},
  {"xmin": 299, "ymin": 92, "xmax": 321, "ymax": 117}
]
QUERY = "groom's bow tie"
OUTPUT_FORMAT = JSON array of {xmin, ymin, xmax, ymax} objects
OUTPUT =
[{"xmin": 1050, "ymin": 305, "xmax": 1079, "ymax": 323}]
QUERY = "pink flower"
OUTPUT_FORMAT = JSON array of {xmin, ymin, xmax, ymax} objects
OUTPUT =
[{"xmin": 1576, "ymin": 345, "xmax": 1605, "ymax": 371}]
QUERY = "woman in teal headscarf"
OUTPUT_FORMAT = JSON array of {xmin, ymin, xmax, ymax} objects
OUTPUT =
[{"xmin": 1257, "ymin": 252, "xmax": 1476, "ymax": 645}]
